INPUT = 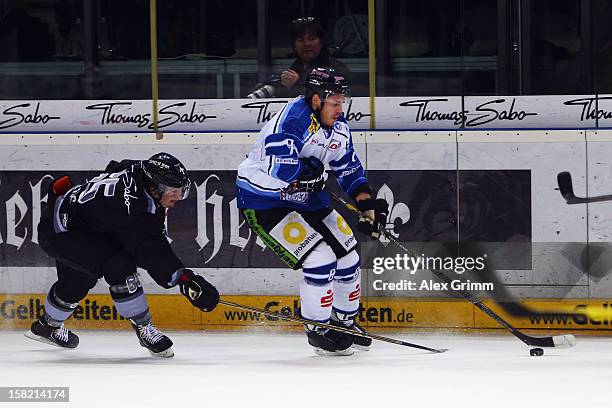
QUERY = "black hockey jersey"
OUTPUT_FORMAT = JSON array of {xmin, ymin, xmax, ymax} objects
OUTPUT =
[{"xmin": 54, "ymin": 160, "xmax": 184, "ymax": 288}]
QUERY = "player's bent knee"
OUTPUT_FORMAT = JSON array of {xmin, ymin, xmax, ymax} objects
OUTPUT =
[
  {"xmin": 335, "ymin": 250, "xmax": 360, "ymax": 282},
  {"xmin": 302, "ymin": 242, "xmax": 338, "ymax": 283},
  {"xmin": 102, "ymin": 252, "xmax": 137, "ymax": 287},
  {"xmin": 303, "ymin": 261, "xmax": 338, "ymax": 284},
  {"xmin": 108, "ymin": 272, "xmax": 143, "ymax": 298}
]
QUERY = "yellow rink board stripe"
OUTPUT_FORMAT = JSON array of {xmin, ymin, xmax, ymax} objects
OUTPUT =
[{"xmin": 1, "ymin": 294, "xmax": 612, "ymax": 332}]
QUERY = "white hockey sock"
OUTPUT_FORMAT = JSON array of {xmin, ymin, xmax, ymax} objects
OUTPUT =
[
  {"xmin": 299, "ymin": 279, "xmax": 333, "ymax": 327},
  {"xmin": 332, "ymin": 250, "xmax": 361, "ymax": 323},
  {"xmin": 332, "ymin": 271, "xmax": 361, "ymax": 324}
]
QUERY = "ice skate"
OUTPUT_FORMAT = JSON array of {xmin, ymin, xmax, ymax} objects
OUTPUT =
[
  {"xmin": 25, "ymin": 318, "xmax": 79, "ymax": 349},
  {"xmin": 331, "ymin": 313, "xmax": 372, "ymax": 351},
  {"xmin": 306, "ymin": 326, "xmax": 354, "ymax": 356},
  {"xmin": 131, "ymin": 321, "xmax": 174, "ymax": 358}
]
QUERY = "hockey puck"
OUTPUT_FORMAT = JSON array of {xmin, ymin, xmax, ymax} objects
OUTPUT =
[{"xmin": 530, "ymin": 347, "xmax": 544, "ymax": 356}]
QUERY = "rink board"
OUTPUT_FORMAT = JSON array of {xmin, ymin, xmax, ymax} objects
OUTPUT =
[
  {"xmin": 1, "ymin": 131, "xmax": 612, "ymax": 331},
  {"xmin": 2, "ymin": 293, "xmax": 612, "ymax": 332}
]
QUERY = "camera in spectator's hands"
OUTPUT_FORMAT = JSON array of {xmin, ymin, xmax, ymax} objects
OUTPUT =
[
  {"xmin": 247, "ymin": 84, "xmax": 276, "ymax": 99},
  {"xmin": 247, "ymin": 75, "xmax": 282, "ymax": 99}
]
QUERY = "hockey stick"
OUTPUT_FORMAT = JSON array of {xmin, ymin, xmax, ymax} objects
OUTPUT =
[
  {"xmin": 557, "ymin": 171, "xmax": 612, "ymax": 204},
  {"xmin": 218, "ymin": 299, "xmax": 448, "ymax": 353},
  {"xmin": 328, "ymin": 190, "xmax": 576, "ymax": 349}
]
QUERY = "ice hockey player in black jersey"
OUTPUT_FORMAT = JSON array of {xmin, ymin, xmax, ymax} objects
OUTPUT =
[{"xmin": 25, "ymin": 152, "xmax": 219, "ymax": 358}]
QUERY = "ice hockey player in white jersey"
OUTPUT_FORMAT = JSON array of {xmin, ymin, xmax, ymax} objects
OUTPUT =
[{"xmin": 236, "ymin": 67, "xmax": 388, "ymax": 355}]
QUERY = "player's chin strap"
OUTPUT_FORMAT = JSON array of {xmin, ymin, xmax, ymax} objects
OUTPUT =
[
  {"xmin": 313, "ymin": 105, "xmax": 330, "ymax": 131},
  {"xmin": 326, "ymin": 189, "xmax": 577, "ymax": 349},
  {"xmin": 310, "ymin": 96, "xmax": 334, "ymax": 132}
]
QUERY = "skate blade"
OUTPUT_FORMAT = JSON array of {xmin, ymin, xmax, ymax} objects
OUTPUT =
[
  {"xmin": 351, "ymin": 344, "xmax": 370, "ymax": 352},
  {"xmin": 313, "ymin": 347, "xmax": 354, "ymax": 356},
  {"xmin": 24, "ymin": 331, "xmax": 76, "ymax": 349},
  {"xmin": 148, "ymin": 347, "xmax": 174, "ymax": 358}
]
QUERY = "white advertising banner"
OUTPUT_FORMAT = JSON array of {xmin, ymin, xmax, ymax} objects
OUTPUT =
[
  {"xmin": 463, "ymin": 95, "xmax": 597, "ymax": 129},
  {"xmin": 0, "ymin": 95, "xmax": 609, "ymax": 133},
  {"xmin": 0, "ymin": 98, "xmax": 372, "ymax": 133},
  {"xmin": 374, "ymin": 96, "xmax": 463, "ymax": 129},
  {"xmin": 594, "ymin": 96, "xmax": 612, "ymax": 128}
]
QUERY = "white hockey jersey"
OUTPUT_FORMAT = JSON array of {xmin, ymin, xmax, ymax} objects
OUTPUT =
[{"xmin": 236, "ymin": 96, "xmax": 368, "ymax": 210}]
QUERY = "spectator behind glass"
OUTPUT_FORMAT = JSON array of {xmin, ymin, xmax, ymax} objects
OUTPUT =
[{"xmin": 248, "ymin": 17, "xmax": 350, "ymax": 99}]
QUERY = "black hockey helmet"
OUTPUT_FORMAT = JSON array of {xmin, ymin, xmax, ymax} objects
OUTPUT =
[
  {"xmin": 142, "ymin": 152, "xmax": 191, "ymax": 200},
  {"xmin": 305, "ymin": 67, "xmax": 350, "ymax": 103}
]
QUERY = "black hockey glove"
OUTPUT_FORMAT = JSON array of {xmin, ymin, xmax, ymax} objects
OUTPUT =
[
  {"xmin": 178, "ymin": 269, "xmax": 219, "ymax": 312},
  {"xmin": 285, "ymin": 157, "xmax": 326, "ymax": 194},
  {"xmin": 356, "ymin": 198, "xmax": 389, "ymax": 240}
]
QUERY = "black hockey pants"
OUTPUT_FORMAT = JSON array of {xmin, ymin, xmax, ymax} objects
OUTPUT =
[{"xmin": 37, "ymin": 193, "xmax": 138, "ymax": 304}]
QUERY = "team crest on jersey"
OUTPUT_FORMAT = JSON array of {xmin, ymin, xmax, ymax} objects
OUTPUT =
[{"xmin": 308, "ymin": 114, "xmax": 320, "ymax": 135}]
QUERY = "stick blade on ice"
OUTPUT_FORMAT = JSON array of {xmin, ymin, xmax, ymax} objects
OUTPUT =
[{"xmin": 552, "ymin": 334, "xmax": 577, "ymax": 349}]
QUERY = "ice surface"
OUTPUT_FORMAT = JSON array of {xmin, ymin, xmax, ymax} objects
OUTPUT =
[{"xmin": 1, "ymin": 331, "xmax": 609, "ymax": 408}]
